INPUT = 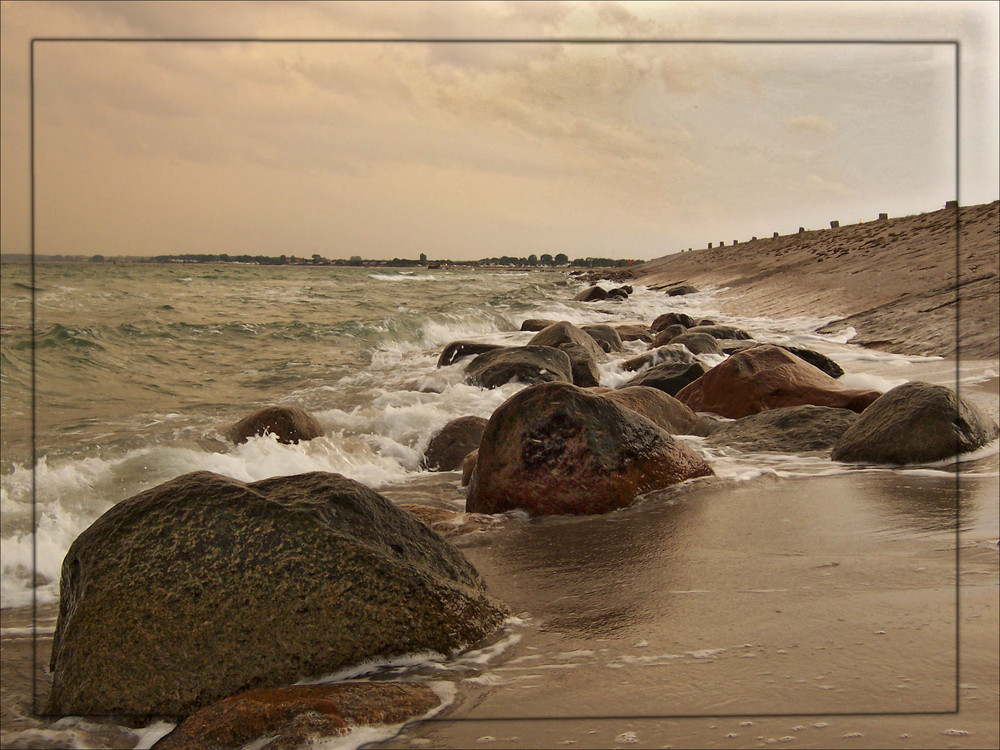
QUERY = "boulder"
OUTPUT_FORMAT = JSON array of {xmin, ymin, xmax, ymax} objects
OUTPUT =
[
  {"xmin": 706, "ymin": 405, "xmax": 858, "ymax": 453},
  {"xmin": 614, "ymin": 324, "xmax": 654, "ymax": 343},
  {"xmin": 831, "ymin": 381, "xmax": 1000, "ymax": 464},
  {"xmin": 669, "ymin": 332, "xmax": 724, "ymax": 356},
  {"xmin": 45, "ymin": 471, "xmax": 509, "ymax": 716},
  {"xmin": 437, "ymin": 341, "xmax": 504, "ymax": 368},
  {"xmin": 651, "ymin": 312, "xmax": 696, "ymax": 331},
  {"xmin": 464, "ymin": 346, "xmax": 573, "ymax": 389},
  {"xmin": 606, "ymin": 287, "xmax": 630, "ymax": 300},
  {"xmin": 685, "ymin": 324, "xmax": 754, "ymax": 340},
  {"xmin": 528, "ymin": 321, "xmax": 606, "ymax": 362},
  {"xmin": 592, "ymin": 386, "xmax": 699, "ymax": 434},
  {"xmin": 152, "ymin": 682, "xmax": 439, "ymax": 750},
  {"xmin": 559, "ymin": 343, "xmax": 602, "ymax": 388},
  {"xmin": 467, "ymin": 382, "xmax": 713, "ymax": 516},
  {"xmin": 664, "ymin": 285, "xmax": 699, "ymax": 296},
  {"xmin": 719, "ymin": 340, "xmax": 759, "ymax": 355},
  {"xmin": 422, "ymin": 416, "xmax": 489, "ymax": 471},
  {"xmin": 687, "ymin": 412, "xmax": 732, "ymax": 438},
  {"xmin": 461, "ymin": 450, "xmax": 479, "ymax": 486},
  {"xmin": 675, "ymin": 344, "xmax": 882, "ymax": 419},
  {"xmin": 622, "ymin": 344, "xmax": 695, "ymax": 372},
  {"xmin": 780, "ymin": 345, "xmax": 845, "ymax": 379},
  {"xmin": 621, "ymin": 360, "xmax": 710, "ymax": 397},
  {"xmin": 697, "ymin": 319, "xmax": 716, "ymax": 326},
  {"xmin": 228, "ymin": 406, "xmax": 323, "ymax": 445},
  {"xmin": 649, "ymin": 324, "xmax": 688, "ymax": 349},
  {"xmin": 573, "ymin": 286, "xmax": 608, "ymax": 302},
  {"xmin": 520, "ymin": 318, "xmax": 559, "ymax": 332},
  {"xmin": 581, "ymin": 324, "xmax": 626, "ymax": 353}
]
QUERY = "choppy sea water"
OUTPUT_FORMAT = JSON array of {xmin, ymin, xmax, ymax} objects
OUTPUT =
[{"xmin": 1, "ymin": 262, "xmax": 998, "ymax": 749}]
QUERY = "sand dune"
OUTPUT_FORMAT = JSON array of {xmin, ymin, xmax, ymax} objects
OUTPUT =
[{"xmin": 637, "ymin": 201, "xmax": 999, "ymax": 359}]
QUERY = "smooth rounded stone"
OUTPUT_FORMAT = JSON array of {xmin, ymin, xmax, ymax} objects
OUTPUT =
[
  {"xmin": 520, "ymin": 318, "xmax": 558, "ymax": 332},
  {"xmin": 558, "ymin": 343, "xmax": 602, "ymax": 388},
  {"xmin": 45, "ymin": 471, "xmax": 509, "ymax": 717},
  {"xmin": 528, "ymin": 321, "xmax": 606, "ymax": 361},
  {"xmin": 651, "ymin": 312, "xmax": 696, "ymax": 331},
  {"xmin": 591, "ymin": 385, "xmax": 698, "ymax": 434},
  {"xmin": 152, "ymin": 682, "xmax": 440, "ymax": 750},
  {"xmin": 649, "ymin": 324, "xmax": 688, "ymax": 348},
  {"xmin": 779, "ymin": 345, "xmax": 845, "ymax": 379},
  {"xmin": 668, "ymin": 332, "xmax": 724, "ymax": 356},
  {"xmin": 664, "ymin": 284, "xmax": 699, "ymax": 296},
  {"xmin": 228, "ymin": 406, "xmax": 323, "ymax": 445},
  {"xmin": 706, "ymin": 405, "xmax": 858, "ymax": 453},
  {"xmin": 466, "ymin": 382, "xmax": 713, "ymax": 517},
  {"xmin": 461, "ymin": 450, "xmax": 479, "ymax": 486},
  {"xmin": 621, "ymin": 360, "xmax": 710, "ymax": 397},
  {"xmin": 573, "ymin": 285, "xmax": 608, "ymax": 302},
  {"xmin": 685, "ymin": 324, "xmax": 754, "ymax": 340},
  {"xmin": 697, "ymin": 318, "xmax": 716, "ymax": 326},
  {"xmin": 622, "ymin": 344, "xmax": 695, "ymax": 372},
  {"xmin": 614, "ymin": 324, "xmax": 654, "ymax": 343},
  {"xmin": 464, "ymin": 346, "xmax": 573, "ymax": 389},
  {"xmin": 421, "ymin": 416, "xmax": 489, "ymax": 471},
  {"xmin": 581, "ymin": 324, "xmax": 626, "ymax": 353},
  {"xmin": 719, "ymin": 339, "xmax": 759, "ymax": 355},
  {"xmin": 606, "ymin": 287, "xmax": 630, "ymax": 300},
  {"xmin": 675, "ymin": 344, "xmax": 882, "ymax": 419},
  {"xmin": 687, "ymin": 412, "xmax": 732, "ymax": 438},
  {"xmin": 437, "ymin": 340, "xmax": 504, "ymax": 368},
  {"xmin": 831, "ymin": 381, "xmax": 1000, "ymax": 464}
]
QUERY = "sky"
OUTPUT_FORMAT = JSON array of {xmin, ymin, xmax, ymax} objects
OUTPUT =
[{"xmin": 1, "ymin": 1, "xmax": 997, "ymax": 261}]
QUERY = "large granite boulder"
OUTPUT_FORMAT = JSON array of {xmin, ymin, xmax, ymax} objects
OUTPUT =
[
  {"xmin": 464, "ymin": 346, "xmax": 573, "ymax": 389},
  {"xmin": 559, "ymin": 343, "xmax": 602, "ymax": 388},
  {"xmin": 581, "ymin": 324, "xmax": 626, "ymax": 353},
  {"xmin": 45, "ymin": 471, "xmax": 509, "ymax": 716},
  {"xmin": 422, "ymin": 416, "xmax": 489, "ymax": 471},
  {"xmin": 437, "ymin": 341, "xmax": 504, "ymax": 368},
  {"xmin": 592, "ymin": 385, "xmax": 699, "ymax": 434},
  {"xmin": 706, "ymin": 405, "xmax": 858, "ymax": 453},
  {"xmin": 228, "ymin": 406, "xmax": 323, "ymax": 445},
  {"xmin": 153, "ymin": 682, "xmax": 440, "ymax": 750},
  {"xmin": 831, "ymin": 381, "xmax": 1000, "ymax": 464},
  {"xmin": 669, "ymin": 332, "xmax": 724, "ymax": 356},
  {"xmin": 528, "ymin": 321, "xmax": 606, "ymax": 362},
  {"xmin": 622, "ymin": 344, "xmax": 695, "ymax": 372},
  {"xmin": 466, "ymin": 382, "xmax": 713, "ymax": 516},
  {"xmin": 651, "ymin": 312, "xmax": 696, "ymax": 331},
  {"xmin": 573, "ymin": 286, "xmax": 608, "ymax": 302},
  {"xmin": 675, "ymin": 344, "xmax": 881, "ymax": 419},
  {"xmin": 621, "ymin": 360, "xmax": 710, "ymax": 397}
]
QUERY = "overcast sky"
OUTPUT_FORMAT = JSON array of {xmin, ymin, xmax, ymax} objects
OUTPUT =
[{"xmin": 1, "ymin": 1, "xmax": 997, "ymax": 260}]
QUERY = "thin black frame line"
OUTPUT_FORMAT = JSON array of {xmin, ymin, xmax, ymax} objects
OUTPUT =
[
  {"xmin": 952, "ymin": 39, "xmax": 962, "ymax": 715},
  {"xmin": 26, "ymin": 35, "xmax": 965, "ymax": 725}
]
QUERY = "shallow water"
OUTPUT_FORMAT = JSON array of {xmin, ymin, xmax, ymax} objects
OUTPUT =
[{"xmin": 1, "ymin": 262, "xmax": 997, "ymax": 749}]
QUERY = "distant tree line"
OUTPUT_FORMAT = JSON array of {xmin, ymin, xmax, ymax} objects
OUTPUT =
[{"xmin": 75, "ymin": 252, "xmax": 644, "ymax": 268}]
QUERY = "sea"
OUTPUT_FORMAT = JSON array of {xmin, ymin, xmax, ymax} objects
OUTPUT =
[{"xmin": 1, "ymin": 261, "xmax": 998, "ymax": 749}]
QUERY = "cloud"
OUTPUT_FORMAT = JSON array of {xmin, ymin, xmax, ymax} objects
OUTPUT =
[
  {"xmin": 805, "ymin": 173, "xmax": 853, "ymax": 196},
  {"xmin": 786, "ymin": 114, "xmax": 837, "ymax": 136}
]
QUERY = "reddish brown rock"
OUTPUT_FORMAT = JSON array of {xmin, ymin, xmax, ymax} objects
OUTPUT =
[
  {"xmin": 675, "ymin": 344, "xmax": 882, "ymax": 419},
  {"xmin": 651, "ymin": 312, "xmax": 696, "ymax": 331},
  {"xmin": 591, "ymin": 386, "xmax": 699, "ymax": 434},
  {"xmin": 228, "ymin": 406, "xmax": 323, "ymax": 445},
  {"xmin": 421, "ymin": 416, "xmax": 488, "ymax": 471},
  {"xmin": 648, "ymin": 324, "xmax": 687, "ymax": 348},
  {"xmin": 466, "ymin": 382, "xmax": 713, "ymax": 516},
  {"xmin": 152, "ymin": 682, "xmax": 439, "ymax": 750}
]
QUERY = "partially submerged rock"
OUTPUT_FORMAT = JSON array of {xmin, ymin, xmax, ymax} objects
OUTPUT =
[
  {"xmin": 422, "ymin": 416, "xmax": 489, "ymax": 471},
  {"xmin": 831, "ymin": 381, "xmax": 999, "ymax": 464},
  {"xmin": 614, "ymin": 323, "xmax": 654, "ymax": 343},
  {"xmin": 668, "ymin": 332, "xmax": 724, "ymax": 356},
  {"xmin": 706, "ymin": 405, "xmax": 858, "ymax": 453},
  {"xmin": 228, "ymin": 406, "xmax": 323, "ymax": 445},
  {"xmin": 464, "ymin": 346, "xmax": 573, "ymax": 389},
  {"xmin": 466, "ymin": 382, "xmax": 713, "ymax": 516},
  {"xmin": 622, "ymin": 344, "xmax": 695, "ymax": 372},
  {"xmin": 528, "ymin": 321, "xmax": 606, "ymax": 362},
  {"xmin": 437, "ymin": 341, "xmax": 504, "ymax": 368},
  {"xmin": 593, "ymin": 385, "xmax": 699, "ymax": 434},
  {"xmin": 651, "ymin": 312, "xmax": 696, "ymax": 331},
  {"xmin": 621, "ymin": 360, "xmax": 710, "ymax": 397},
  {"xmin": 581, "ymin": 324, "xmax": 626, "ymax": 353},
  {"xmin": 675, "ymin": 344, "xmax": 881, "ymax": 419},
  {"xmin": 685, "ymin": 324, "xmax": 754, "ymax": 341},
  {"xmin": 573, "ymin": 285, "xmax": 608, "ymax": 302},
  {"xmin": 46, "ymin": 471, "xmax": 508, "ymax": 716}
]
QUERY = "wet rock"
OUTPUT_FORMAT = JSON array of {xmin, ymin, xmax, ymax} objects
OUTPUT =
[
  {"xmin": 687, "ymin": 412, "xmax": 732, "ymax": 437},
  {"xmin": 685, "ymin": 324, "xmax": 754, "ymax": 340},
  {"xmin": 45, "ymin": 471, "xmax": 508, "ymax": 716},
  {"xmin": 467, "ymin": 382, "xmax": 713, "ymax": 516},
  {"xmin": 592, "ymin": 385, "xmax": 699, "ymax": 434},
  {"xmin": 697, "ymin": 318, "xmax": 716, "ymax": 326},
  {"xmin": 614, "ymin": 324, "xmax": 654, "ymax": 343},
  {"xmin": 559, "ymin": 343, "xmax": 602, "ymax": 388},
  {"xmin": 664, "ymin": 284, "xmax": 699, "ymax": 296},
  {"xmin": 706, "ymin": 405, "xmax": 858, "ymax": 453},
  {"xmin": 528, "ymin": 321, "xmax": 606, "ymax": 362},
  {"xmin": 437, "ymin": 341, "xmax": 504, "ymax": 368},
  {"xmin": 461, "ymin": 450, "xmax": 478, "ymax": 486},
  {"xmin": 622, "ymin": 344, "xmax": 695, "ymax": 372},
  {"xmin": 719, "ymin": 340, "xmax": 759, "ymax": 355},
  {"xmin": 651, "ymin": 312, "xmax": 696, "ymax": 331},
  {"xmin": 464, "ymin": 346, "xmax": 573, "ymax": 389},
  {"xmin": 649, "ymin": 324, "xmax": 688, "ymax": 348},
  {"xmin": 520, "ymin": 318, "xmax": 558, "ymax": 332},
  {"xmin": 831, "ymin": 381, "xmax": 1000, "ymax": 464},
  {"xmin": 780, "ymin": 346, "xmax": 845, "ymax": 379},
  {"xmin": 573, "ymin": 286, "xmax": 608, "ymax": 302},
  {"xmin": 228, "ymin": 406, "xmax": 323, "ymax": 445},
  {"xmin": 606, "ymin": 286, "xmax": 630, "ymax": 300},
  {"xmin": 152, "ymin": 682, "xmax": 440, "ymax": 750},
  {"xmin": 668, "ymin": 332, "xmax": 724, "ymax": 356},
  {"xmin": 621, "ymin": 360, "xmax": 710, "ymax": 397},
  {"xmin": 675, "ymin": 344, "xmax": 882, "ymax": 419},
  {"xmin": 581, "ymin": 324, "xmax": 626, "ymax": 353},
  {"xmin": 422, "ymin": 416, "xmax": 489, "ymax": 471}
]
